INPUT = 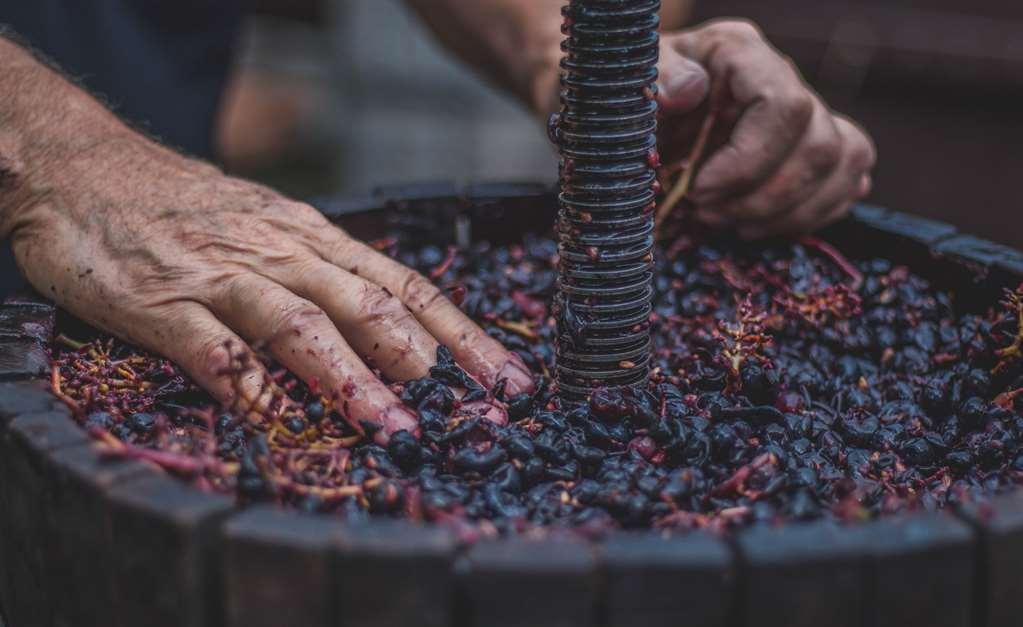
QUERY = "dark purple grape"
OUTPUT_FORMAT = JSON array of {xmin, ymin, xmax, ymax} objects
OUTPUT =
[{"xmin": 127, "ymin": 412, "xmax": 156, "ymax": 434}]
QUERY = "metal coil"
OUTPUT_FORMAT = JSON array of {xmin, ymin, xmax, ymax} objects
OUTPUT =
[{"xmin": 553, "ymin": 0, "xmax": 660, "ymax": 400}]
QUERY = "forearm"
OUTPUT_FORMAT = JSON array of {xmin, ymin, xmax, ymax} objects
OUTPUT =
[
  {"xmin": 403, "ymin": 0, "xmax": 564, "ymax": 119},
  {"xmin": 0, "ymin": 35, "xmax": 211, "ymax": 239}
]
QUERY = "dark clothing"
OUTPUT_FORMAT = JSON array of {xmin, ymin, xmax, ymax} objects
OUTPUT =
[
  {"xmin": 1, "ymin": 0, "xmax": 243, "ymax": 159},
  {"xmin": 0, "ymin": 1, "xmax": 243, "ymax": 294}
]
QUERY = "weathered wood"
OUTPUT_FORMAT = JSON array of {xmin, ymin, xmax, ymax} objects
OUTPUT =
[
  {"xmin": 832, "ymin": 204, "xmax": 1000, "ymax": 303},
  {"xmin": 460, "ymin": 537, "xmax": 598, "ymax": 627},
  {"xmin": 222, "ymin": 506, "xmax": 342, "ymax": 627},
  {"xmin": 0, "ymin": 305, "xmax": 54, "ymax": 341},
  {"xmin": 333, "ymin": 520, "xmax": 457, "ymax": 627},
  {"xmin": 0, "ymin": 380, "xmax": 60, "ymax": 428},
  {"xmin": 2, "ymin": 290, "xmax": 51, "ymax": 309},
  {"xmin": 737, "ymin": 522, "xmax": 866, "ymax": 627},
  {"xmin": 105, "ymin": 472, "xmax": 234, "ymax": 627},
  {"xmin": 0, "ymin": 194, "xmax": 1018, "ymax": 627},
  {"xmin": 935, "ymin": 234, "xmax": 1023, "ymax": 285},
  {"xmin": 0, "ymin": 410, "xmax": 90, "ymax": 627},
  {"xmin": 861, "ymin": 513, "xmax": 976, "ymax": 627},
  {"xmin": 0, "ymin": 337, "xmax": 49, "ymax": 381},
  {"xmin": 45, "ymin": 443, "xmax": 151, "ymax": 627},
  {"xmin": 851, "ymin": 205, "xmax": 959, "ymax": 245},
  {"xmin": 957, "ymin": 496, "xmax": 1023, "ymax": 627},
  {"xmin": 601, "ymin": 531, "xmax": 734, "ymax": 627}
]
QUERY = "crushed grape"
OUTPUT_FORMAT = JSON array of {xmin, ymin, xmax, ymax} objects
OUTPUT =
[{"xmin": 48, "ymin": 226, "xmax": 1023, "ymax": 542}]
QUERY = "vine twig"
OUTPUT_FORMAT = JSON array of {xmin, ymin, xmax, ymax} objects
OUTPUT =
[{"xmin": 654, "ymin": 80, "xmax": 725, "ymax": 235}]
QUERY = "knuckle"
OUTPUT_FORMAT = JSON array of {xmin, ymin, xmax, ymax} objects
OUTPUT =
[
  {"xmin": 327, "ymin": 232, "xmax": 360, "ymax": 264},
  {"xmin": 709, "ymin": 18, "xmax": 763, "ymax": 43},
  {"xmin": 358, "ymin": 285, "xmax": 414, "ymax": 327},
  {"xmin": 803, "ymin": 136, "xmax": 842, "ymax": 177},
  {"xmin": 454, "ymin": 319, "xmax": 490, "ymax": 350},
  {"xmin": 400, "ymin": 272, "xmax": 444, "ymax": 313},
  {"xmin": 701, "ymin": 143, "xmax": 760, "ymax": 193},
  {"xmin": 270, "ymin": 298, "xmax": 327, "ymax": 341},
  {"xmin": 727, "ymin": 161, "xmax": 763, "ymax": 192},
  {"xmin": 778, "ymin": 91, "xmax": 815, "ymax": 131},
  {"xmin": 194, "ymin": 335, "xmax": 234, "ymax": 378}
]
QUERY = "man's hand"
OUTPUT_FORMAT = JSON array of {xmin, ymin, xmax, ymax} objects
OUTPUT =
[
  {"xmin": 656, "ymin": 20, "xmax": 876, "ymax": 239},
  {"xmin": 398, "ymin": 5, "xmax": 873, "ymax": 239},
  {"xmin": 0, "ymin": 37, "xmax": 531, "ymax": 444}
]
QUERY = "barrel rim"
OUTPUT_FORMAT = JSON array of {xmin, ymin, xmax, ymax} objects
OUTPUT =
[{"xmin": 1, "ymin": 181, "xmax": 1018, "ymax": 626}]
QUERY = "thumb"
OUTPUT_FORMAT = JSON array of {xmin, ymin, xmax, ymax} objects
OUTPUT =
[{"xmin": 657, "ymin": 43, "xmax": 710, "ymax": 114}]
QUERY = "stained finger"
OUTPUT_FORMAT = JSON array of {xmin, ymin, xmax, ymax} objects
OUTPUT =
[
  {"xmin": 322, "ymin": 238, "xmax": 535, "ymax": 397},
  {"xmin": 712, "ymin": 102, "xmax": 842, "ymax": 223},
  {"xmin": 285, "ymin": 260, "xmax": 440, "ymax": 382},
  {"xmin": 139, "ymin": 301, "xmax": 275, "ymax": 416},
  {"xmin": 212, "ymin": 274, "xmax": 418, "ymax": 444}
]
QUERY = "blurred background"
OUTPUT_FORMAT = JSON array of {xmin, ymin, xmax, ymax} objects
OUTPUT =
[{"xmin": 221, "ymin": 0, "xmax": 1022, "ymax": 247}]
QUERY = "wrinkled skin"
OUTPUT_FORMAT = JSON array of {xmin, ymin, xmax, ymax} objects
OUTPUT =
[
  {"xmin": 6, "ymin": 138, "xmax": 530, "ymax": 442},
  {"xmin": 1, "ymin": 14, "xmax": 874, "ymax": 445},
  {"xmin": 406, "ymin": 5, "xmax": 876, "ymax": 238},
  {"xmin": 653, "ymin": 19, "xmax": 877, "ymax": 238}
]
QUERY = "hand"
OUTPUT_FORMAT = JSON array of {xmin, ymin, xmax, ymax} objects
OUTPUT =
[
  {"xmin": 656, "ymin": 19, "xmax": 876, "ymax": 239},
  {"xmin": 6, "ymin": 137, "xmax": 533, "ymax": 443}
]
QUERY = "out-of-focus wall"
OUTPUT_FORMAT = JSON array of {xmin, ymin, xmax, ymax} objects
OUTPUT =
[
  {"xmin": 221, "ymin": 0, "xmax": 692, "ymax": 197},
  {"xmin": 692, "ymin": 1, "xmax": 1023, "ymax": 249},
  {"xmin": 327, "ymin": 0, "xmax": 558, "ymax": 191}
]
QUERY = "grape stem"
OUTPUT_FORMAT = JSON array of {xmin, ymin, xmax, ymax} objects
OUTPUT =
[{"xmin": 654, "ymin": 80, "xmax": 725, "ymax": 235}]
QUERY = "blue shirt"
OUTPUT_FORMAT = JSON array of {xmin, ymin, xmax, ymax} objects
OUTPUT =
[
  {"xmin": 1, "ymin": 0, "xmax": 243, "ymax": 159},
  {"xmin": 0, "ymin": 1, "xmax": 243, "ymax": 294}
]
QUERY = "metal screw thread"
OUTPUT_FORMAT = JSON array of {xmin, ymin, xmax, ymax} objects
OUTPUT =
[{"xmin": 552, "ymin": 0, "xmax": 660, "ymax": 400}]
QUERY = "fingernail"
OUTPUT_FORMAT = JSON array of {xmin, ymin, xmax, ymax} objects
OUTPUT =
[
  {"xmin": 499, "ymin": 355, "xmax": 535, "ymax": 396},
  {"xmin": 659, "ymin": 58, "xmax": 710, "ymax": 111},
  {"xmin": 374, "ymin": 404, "xmax": 420, "ymax": 445},
  {"xmin": 460, "ymin": 400, "xmax": 508, "ymax": 426}
]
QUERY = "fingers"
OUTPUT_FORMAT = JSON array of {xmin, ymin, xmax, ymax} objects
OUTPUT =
[
  {"xmin": 661, "ymin": 19, "xmax": 877, "ymax": 239},
  {"xmin": 735, "ymin": 116, "xmax": 875, "ymax": 240},
  {"xmin": 138, "ymin": 301, "xmax": 274, "ymax": 415},
  {"xmin": 211, "ymin": 273, "xmax": 418, "ymax": 444},
  {"xmin": 656, "ymin": 40, "xmax": 710, "ymax": 115},
  {"xmin": 322, "ymin": 236, "xmax": 535, "ymax": 397},
  {"xmin": 709, "ymin": 100, "xmax": 843, "ymax": 224},
  {"xmin": 285, "ymin": 260, "xmax": 439, "ymax": 382},
  {"xmin": 663, "ymin": 21, "xmax": 815, "ymax": 205},
  {"xmin": 278, "ymin": 257, "xmax": 510, "ymax": 426}
]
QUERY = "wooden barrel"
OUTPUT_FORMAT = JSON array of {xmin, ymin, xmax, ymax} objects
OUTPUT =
[{"xmin": 1, "ymin": 182, "xmax": 1021, "ymax": 627}]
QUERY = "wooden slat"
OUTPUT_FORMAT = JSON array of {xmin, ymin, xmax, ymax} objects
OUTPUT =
[
  {"xmin": 737, "ymin": 522, "xmax": 866, "ymax": 627},
  {"xmin": 0, "ymin": 411, "xmax": 90, "ymax": 627},
  {"xmin": 106, "ymin": 473, "xmax": 234, "ymax": 627},
  {"xmin": 601, "ymin": 531, "xmax": 735, "ymax": 627},
  {"xmin": 460, "ymin": 537, "xmax": 598, "ymax": 627},
  {"xmin": 0, "ymin": 380, "xmax": 60, "ymax": 428},
  {"xmin": 222, "ymin": 506, "xmax": 341, "ymax": 627},
  {"xmin": 333, "ymin": 520, "xmax": 457, "ymax": 627},
  {"xmin": 0, "ymin": 337, "xmax": 49, "ymax": 381},
  {"xmin": 957, "ymin": 497, "xmax": 1023, "ymax": 627},
  {"xmin": 45, "ymin": 443, "xmax": 151, "ymax": 627},
  {"xmin": 863, "ymin": 513, "xmax": 976, "ymax": 627}
]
